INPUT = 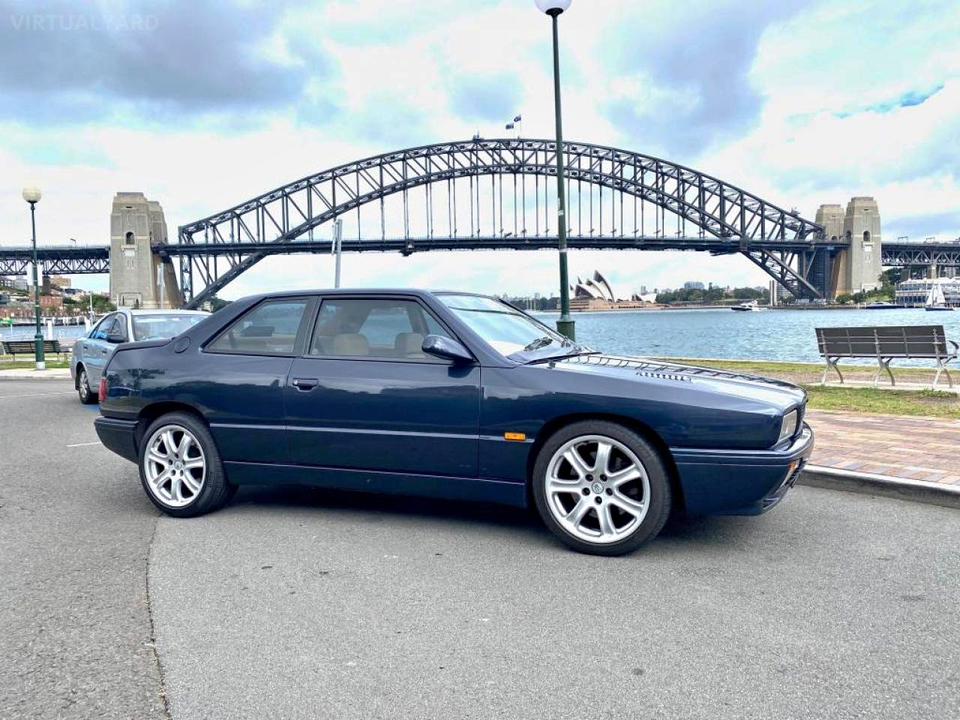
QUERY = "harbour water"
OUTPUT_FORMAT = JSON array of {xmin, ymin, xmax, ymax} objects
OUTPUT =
[
  {"xmin": 535, "ymin": 307, "xmax": 960, "ymax": 366},
  {"xmin": 4, "ymin": 307, "xmax": 959, "ymax": 367},
  {"xmin": 1, "ymin": 324, "xmax": 88, "ymax": 344}
]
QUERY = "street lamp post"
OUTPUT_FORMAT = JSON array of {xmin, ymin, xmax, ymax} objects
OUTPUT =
[
  {"xmin": 535, "ymin": 0, "xmax": 575, "ymax": 340},
  {"xmin": 22, "ymin": 186, "xmax": 45, "ymax": 370}
]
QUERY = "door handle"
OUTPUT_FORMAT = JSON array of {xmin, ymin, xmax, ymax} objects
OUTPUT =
[{"xmin": 292, "ymin": 377, "xmax": 319, "ymax": 391}]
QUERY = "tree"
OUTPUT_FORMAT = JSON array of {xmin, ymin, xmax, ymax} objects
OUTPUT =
[
  {"xmin": 90, "ymin": 294, "xmax": 116, "ymax": 313},
  {"xmin": 207, "ymin": 296, "xmax": 232, "ymax": 313}
]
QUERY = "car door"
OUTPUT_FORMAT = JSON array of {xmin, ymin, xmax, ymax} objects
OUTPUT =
[
  {"xmin": 201, "ymin": 297, "xmax": 315, "ymax": 465},
  {"xmin": 102, "ymin": 313, "xmax": 131, "ymax": 373},
  {"xmin": 81, "ymin": 313, "xmax": 117, "ymax": 384},
  {"xmin": 284, "ymin": 296, "xmax": 481, "ymax": 479}
]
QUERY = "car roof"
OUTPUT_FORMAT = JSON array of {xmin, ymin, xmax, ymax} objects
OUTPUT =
[
  {"xmin": 124, "ymin": 308, "xmax": 210, "ymax": 316},
  {"xmin": 233, "ymin": 288, "xmax": 498, "ymax": 303}
]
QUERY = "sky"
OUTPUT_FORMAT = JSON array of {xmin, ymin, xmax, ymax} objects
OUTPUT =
[{"xmin": 1, "ymin": 0, "xmax": 959, "ymax": 299}]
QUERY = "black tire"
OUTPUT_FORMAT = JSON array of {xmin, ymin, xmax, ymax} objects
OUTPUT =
[
  {"xmin": 77, "ymin": 366, "xmax": 97, "ymax": 404},
  {"xmin": 532, "ymin": 420, "xmax": 672, "ymax": 556},
  {"xmin": 138, "ymin": 411, "xmax": 235, "ymax": 518}
]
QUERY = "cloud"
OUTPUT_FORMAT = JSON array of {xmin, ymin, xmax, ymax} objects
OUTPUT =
[
  {"xmin": 0, "ymin": 0, "xmax": 321, "ymax": 125},
  {"xmin": 597, "ymin": 0, "xmax": 811, "ymax": 158},
  {"xmin": 2, "ymin": 0, "xmax": 959, "ymax": 301},
  {"xmin": 852, "ymin": 84, "xmax": 945, "ymax": 115},
  {"xmin": 885, "ymin": 210, "xmax": 960, "ymax": 241},
  {"xmin": 449, "ymin": 73, "xmax": 523, "ymax": 124}
]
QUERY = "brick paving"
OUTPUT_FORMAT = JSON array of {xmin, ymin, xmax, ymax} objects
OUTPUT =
[{"xmin": 806, "ymin": 410, "xmax": 960, "ymax": 486}]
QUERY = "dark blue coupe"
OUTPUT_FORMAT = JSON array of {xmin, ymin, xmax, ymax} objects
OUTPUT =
[{"xmin": 95, "ymin": 290, "xmax": 813, "ymax": 555}]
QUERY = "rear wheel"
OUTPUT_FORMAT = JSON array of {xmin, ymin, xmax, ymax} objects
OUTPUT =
[
  {"xmin": 532, "ymin": 421, "xmax": 672, "ymax": 556},
  {"xmin": 138, "ymin": 412, "xmax": 234, "ymax": 517},
  {"xmin": 77, "ymin": 367, "xmax": 97, "ymax": 404}
]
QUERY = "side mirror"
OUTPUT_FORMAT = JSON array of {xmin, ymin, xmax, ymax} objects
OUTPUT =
[
  {"xmin": 106, "ymin": 328, "xmax": 127, "ymax": 344},
  {"xmin": 422, "ymin": 334, "xmax": 473, "ymax": 364}
]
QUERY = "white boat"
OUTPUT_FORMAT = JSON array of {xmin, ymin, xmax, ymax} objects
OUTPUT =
[
  {"xmin": 924, "ymin": 283, "xmax": 955, "ymax": 311},
  {"xmin": 731, "ymin": 300, "xmax": 764, "ymax": 312}
]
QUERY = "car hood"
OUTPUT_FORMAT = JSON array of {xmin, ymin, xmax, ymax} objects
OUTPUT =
[{"xmin": 547, "ymin": 353, "xmax": 806, "ymax": 410}]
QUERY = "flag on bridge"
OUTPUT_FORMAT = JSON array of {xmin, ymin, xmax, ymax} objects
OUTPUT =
[{"xmin": 505, "ymin": 114, "xmax": 522, "ymax": 130}]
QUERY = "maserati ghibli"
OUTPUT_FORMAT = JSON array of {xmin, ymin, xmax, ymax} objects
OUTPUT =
[{"xmin": 94, "ymin": 290, "xmax": 813, "ymax": 556}]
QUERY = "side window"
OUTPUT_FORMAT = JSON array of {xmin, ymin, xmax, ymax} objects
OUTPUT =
[
  {"xmin": 109, "ymin": 316, "xmax": 129, "ymax": 342},
  {"xmin": 91, "ymin": 314, "xmax": 113, "ymax": 340},
  {"xmin": 309, "ymin": 299, "xmax": 450, "ymax": 360},
  {"xmin": 423, "ymin": 312, "xmax": 446, "ymax": 337},
  {"xmin": 362, "ymin": 306, "xmax": 415, "ymax": 346},
  {"xmin": 207, "ymin": 299, "xmax": 309, "ymax": 356}
]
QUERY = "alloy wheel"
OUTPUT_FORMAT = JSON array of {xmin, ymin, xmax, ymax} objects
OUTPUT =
[
  {"xmin": 78, "ymin": 370, "xmax": 90, "ymax": 401},
  {"xmin": 143, "ymin": 424, "xmax": 206, "ymax": 508},
  {"xmin": 544, "ymin": 434, "xmax": 651, "ymax": 545}
]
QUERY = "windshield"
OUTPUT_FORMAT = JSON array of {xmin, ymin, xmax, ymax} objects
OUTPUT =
[
  {"xmin": 438, "ymin": 294, "xmax": 574, "ymax": 361},
  {"xmin": 132, "ymin": 314, "xmax": 207, "ymax": 342}
]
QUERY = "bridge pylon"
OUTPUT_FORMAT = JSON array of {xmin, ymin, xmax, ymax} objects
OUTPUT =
[
  {"xmin": 110, "ymin": 193, "xmax": 181, "ymax": 309},
  {"xmin": 816, "ymin": 197, "xmax": 882, "ymax": 298}
]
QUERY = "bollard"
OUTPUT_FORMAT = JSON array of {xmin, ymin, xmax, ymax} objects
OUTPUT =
[
  {"xmin": 84, "ymin": 317, "xmax": 91, "ymax": 333},
  {"xmin": 45, "ymin": 320, "xmax": 53, "ymax": 340}
]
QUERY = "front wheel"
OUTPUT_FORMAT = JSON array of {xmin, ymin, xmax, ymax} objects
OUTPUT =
[
  {"xmin": 532, "ymin": 421, "xmax": 672, "ymax": 556},
  {"xmin": 77, "ymin": 367, "xmax": 97, "ymax": 405},
  {"xmin": 138, "ymin": 412, "xmax": 235, "ymax": 517}
]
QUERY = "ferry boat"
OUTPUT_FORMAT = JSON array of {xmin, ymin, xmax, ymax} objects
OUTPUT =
[{"xmin": 731, "ymin": 300, "xmax": 764, "ymax": 312}]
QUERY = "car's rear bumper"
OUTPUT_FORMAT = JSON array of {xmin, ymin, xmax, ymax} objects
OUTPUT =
[
  {"xmin": 94, "ymin": 416, "xmax": 139, "ymax": 463},
  {"xmin": 671, "ymin": 423, "xmax": 814, "ymax": 515}
]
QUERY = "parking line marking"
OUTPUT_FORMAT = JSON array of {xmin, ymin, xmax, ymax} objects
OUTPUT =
[
  {"xmin": 67, "ymin": 441, "xmax": 102, "ymax": 448},
  {"xmin": 0, "ymin": 391, "xmax": 74, "ymax": 400}
]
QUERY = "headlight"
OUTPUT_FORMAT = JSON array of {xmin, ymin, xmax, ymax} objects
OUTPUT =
[{"xmin": 777, "ymin": 409, "xmax": 798, "ymax": 445}]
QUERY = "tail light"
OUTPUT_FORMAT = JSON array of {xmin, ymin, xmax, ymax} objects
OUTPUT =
[{"xmin": 98, "ymin": 376, "xmax": 107, "ymax": 403}]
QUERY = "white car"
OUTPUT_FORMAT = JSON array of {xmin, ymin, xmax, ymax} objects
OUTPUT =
[{"xmin": 70, "ymin": 308, "xmax": 209, "ymax": 404}]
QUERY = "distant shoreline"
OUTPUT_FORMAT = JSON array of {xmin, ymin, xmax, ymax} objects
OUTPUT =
[{"xmin": 534, "ymin": 303, "xmax": 863, "ymax": 313}]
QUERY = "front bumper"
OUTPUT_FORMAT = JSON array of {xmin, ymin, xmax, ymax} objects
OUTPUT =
[
  {"xmin": 670, "ymin": 423, "xmax": 814, "ymax": 515},
  {"xmin": 94, "ymin": 416, "xmax": 139, "ymax": 463}
]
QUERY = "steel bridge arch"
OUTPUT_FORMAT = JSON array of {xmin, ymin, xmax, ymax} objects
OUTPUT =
[{"xmin": 177, "ymin": 138, "xmax": 826, "ymax": 307}]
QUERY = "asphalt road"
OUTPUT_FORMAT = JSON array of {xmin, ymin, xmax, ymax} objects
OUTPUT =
[
  {"xmin": 2, "ymin": 378, "xmax": 959, "ymax": 719},
  {"xmin": 0, "ymin": 379, "xmax": 165, "ymax": 719}
]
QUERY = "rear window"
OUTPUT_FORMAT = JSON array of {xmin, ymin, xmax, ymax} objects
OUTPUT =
[{"xmin": 132, "ymin": 314, "xmax": 208, "ymax": 342}]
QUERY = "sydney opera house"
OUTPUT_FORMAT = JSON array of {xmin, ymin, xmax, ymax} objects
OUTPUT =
[{"xmin": 570, "ymin": 271, "xmax": 655, "ymax": 310}]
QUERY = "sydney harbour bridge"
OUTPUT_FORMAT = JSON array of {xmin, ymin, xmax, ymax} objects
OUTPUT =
[{"xmin": 3, "ymin": 138, "xmax": 959, "ymax": 309}]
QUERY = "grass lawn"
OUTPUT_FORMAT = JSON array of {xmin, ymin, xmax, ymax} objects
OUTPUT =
[
  {"xmin": 0, "ymin": 358, "xmax": 71, "ymax": 370},
  {"xmin": 804, "ymin": 386, "xmax": 960, "ymax": 419},
  {"xmin": 657, "ymin": 357, "xmax": 960, "ymax": 419}
]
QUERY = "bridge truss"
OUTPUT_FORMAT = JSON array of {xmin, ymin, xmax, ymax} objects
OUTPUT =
[
  {"xmin": 882, "ymin": 242, "xmax": 960, "ymax": 268},
  {"xmin": 0, "ymin": 245, "xmax": 110, "ymax": 277},
  {"xmin": 176, "ymin": 138, "xmax": 829, "ymax": 307}
]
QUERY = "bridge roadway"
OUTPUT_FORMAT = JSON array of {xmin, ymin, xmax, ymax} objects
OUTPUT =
[
  {"xmin": 0, "ymin": 244, "xmax": 109, "ymax": 276},
  {"xmin": 2, "ymin": 236, "xmax": 959, "ymax": 279}
]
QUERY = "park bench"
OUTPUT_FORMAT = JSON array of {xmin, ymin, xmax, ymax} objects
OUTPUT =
[
  {"xmin": 0, "ymin": 339, "xmax": 66, "ymax": 361},
  {"xmin": 815, "ymin": 325, "xmax": 958, "ymax": 389}
]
